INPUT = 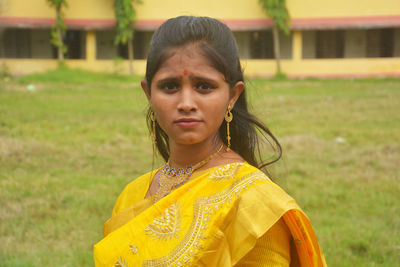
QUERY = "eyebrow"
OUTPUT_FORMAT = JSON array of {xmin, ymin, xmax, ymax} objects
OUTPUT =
[
  {"xmin": 156, "ymin": 77, "xmax": 179, "ymax": 85},
  {"xmin": 191, "ymin": 76, "xmax": 217, "ymax": 83},
  {"xmin": 157, "ymin": 75, "xmax": 217, "ymax": 84}
]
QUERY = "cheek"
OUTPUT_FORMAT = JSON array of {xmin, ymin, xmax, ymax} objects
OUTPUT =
[
  {"xmin": 150, "ymin": 92, "xmax": 167, "ymax": 113},
  {"xmin": 150, "ymin": 98, "xmax": 172, "ymax": 131},
  {"xmin": 215, "ymin": 108, "xmax": 228, "ymax": 129},
  {"xmin": 204, "ymin": 101, "xmax": 229, "ymax": 128},
  {"xmin": 152, "ymin": 104, "xmax": 167, "ymax": 122}
]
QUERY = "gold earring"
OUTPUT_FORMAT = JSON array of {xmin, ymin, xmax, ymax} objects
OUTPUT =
[
  {"xmin": 225, "ymin": 104, "xmax": 233, "ymax": 151},
  {"xmin": 150, "ymin": 111, "xmax": 157, "ymax": 144}
]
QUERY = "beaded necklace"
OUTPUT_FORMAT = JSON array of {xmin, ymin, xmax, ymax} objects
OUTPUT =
[{"xmin": 154, "ymin": 144, "xmax": 223, "ymax": 202}]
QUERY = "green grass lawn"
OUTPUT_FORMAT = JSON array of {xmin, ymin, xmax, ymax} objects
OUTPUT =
[{"xmin": 0, "ymin": 69, "xmax": 399, "ymax": 266}]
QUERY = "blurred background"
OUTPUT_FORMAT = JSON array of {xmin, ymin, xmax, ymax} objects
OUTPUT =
[
  {"xmin": 1, "ymin": 0, "xmax": 400, "ymax": 77},
  {"xmin": 0, "ymin": 0, "xmax": 399, "ymax": 266}
]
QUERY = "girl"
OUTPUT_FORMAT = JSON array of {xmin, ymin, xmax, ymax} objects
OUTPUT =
[{"xmin": 94, "ymin": 16, "xmax": 326, "ymax": 267}]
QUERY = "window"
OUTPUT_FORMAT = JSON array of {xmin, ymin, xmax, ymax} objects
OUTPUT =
[
  {"xmin": 1, "ymin": 29, "xmax": 31, "ymax": 58},
  {"xmin": 367, "ymin": 28, "xmax": 394, "ymax": 58},
  {"xmin": 250, "ymin": 31, "xmax": 274, "ymax": 59},
  {"xmin": 117, "ymin": 31, "xmax": 154, "ymax": 59},
  {"xmin": 316, "ymin": 30, "xmax": 344, "ymax": 58},
  {"xmin": 96, "ymin": 30, "xmax": 153, "ymax": 60},
  {"xmin": 52, "ymin": 30, "xmax": 85, "ymax": 59}
]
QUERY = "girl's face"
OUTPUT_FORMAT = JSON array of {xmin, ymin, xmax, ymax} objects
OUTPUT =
[{"xmin": 142, "ymin": 45, "xmax": 243, "ymax": 148}]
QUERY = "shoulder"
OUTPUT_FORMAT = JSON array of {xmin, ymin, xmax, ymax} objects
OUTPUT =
[
  {"xmin": 111, "ymin": 170, "xmax": 156, "ymax": 216},
  {"xmin": 197, "ymin": 163, "xmax": 303, "ymax": 265},
  {"xmin": 231, "ymin": 163, "xmax": 301, "ymax": 226},
  {"xmin": 207, "ymin": 162, "xmax": 299, "ymax": 214}
]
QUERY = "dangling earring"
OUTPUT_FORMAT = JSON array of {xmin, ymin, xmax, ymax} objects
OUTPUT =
[
  {"xmin": 150, "ymin": 110, "xmax": 157, "ymax": 145},
  {"xmin": 225, "ymin": 104, "xmax": 233, "ymax": 151}
]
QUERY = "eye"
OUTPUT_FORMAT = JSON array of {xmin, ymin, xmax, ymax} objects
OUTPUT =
[
  {"xmin": 159, "ymin": 82, "xmax": 179, "ymax": 91},
  {"xmin": 196, "ymin": 82, "xmax": 216, "ymax": 91}
]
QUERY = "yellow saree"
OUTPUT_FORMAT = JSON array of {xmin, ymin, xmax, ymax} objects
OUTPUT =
[{"xmin": 94, "ymin": 162, "xmax": 327, "ymax": 266}]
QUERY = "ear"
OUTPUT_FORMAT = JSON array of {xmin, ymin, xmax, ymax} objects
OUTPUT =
[
  {"xmin": 228, "ymin": 81, "xmax": 245, "ymax": 108},
  {"xmin": 141, "ymin": 80, "xmax": 151, "ymax": 101}
]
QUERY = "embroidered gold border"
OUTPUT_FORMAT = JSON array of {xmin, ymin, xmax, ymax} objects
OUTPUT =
[
  {"xmin": 208, "ymin": 162, "xmax": 243, "ymax": 181},
  {"xmin": 144, "ymin": 202, "xmax": 181, "ymax": 241},
  {"xmin": 143, "ymin": 171, "xmax": 268, "ymax": 267},
  {"xmin": 114, "ymin": 257, "xmax": 131, "ymax": 267}
]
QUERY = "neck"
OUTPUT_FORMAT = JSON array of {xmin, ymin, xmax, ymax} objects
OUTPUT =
[{"xmin": 168, "ymin": 138, "xmax": 223, "ymax": 169}]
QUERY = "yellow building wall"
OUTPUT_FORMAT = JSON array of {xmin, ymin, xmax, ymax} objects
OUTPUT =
[
  {"xmin": 288, "ymin": 0, "xmax": 400, "ymax": 18},
  {"xmin": 1, "ymin": 59, "xmax": 147, "ymax": 76},
  {"xmin": 3, "ymin": 58, "xmax": 400, "ymax": 78},
  {"xmin": 244, "ymin": 58, "xmax": 400, "ymax": 78},
  {"xmin": 0, "ymin": 0, "xmax": 114, "ymax": 20},
  {"xmin": 1, "ymin": 0, "xmax": 399, "ymax": 20},
  {"xmin": 136, "ymin": 0, "xmax": 264, "ymax": 20}
]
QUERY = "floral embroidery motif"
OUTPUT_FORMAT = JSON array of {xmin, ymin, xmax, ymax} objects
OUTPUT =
[
  {"xmin": 209, "ymin": 162, "xmax": 243, "ymax": 181},
  {"xmin": 145, "ymin": 202, "xmax": 181, "ymax": 241},
  {"xmin": 129, "ymin": 244, "xmax": 138, "ymax": 254},
  {"xmin": 143, "ymin": 171, "xmax": 268, "ymax": 267},
  {"xmin": 114, "ymin": 257, "xmax": 130, "ymax": 267}
]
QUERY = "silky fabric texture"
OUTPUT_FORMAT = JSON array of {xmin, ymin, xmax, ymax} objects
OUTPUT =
[{"xmin": 94, "ymin": 163, "xmax": 327, "ymax": 266}]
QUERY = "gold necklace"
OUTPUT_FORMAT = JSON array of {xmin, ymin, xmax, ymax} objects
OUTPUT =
[{"xmin": 154, "ymin": 144, "xmax": 223, "ymax": 202}]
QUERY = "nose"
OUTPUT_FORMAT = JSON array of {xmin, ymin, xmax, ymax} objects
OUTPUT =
[{"xmin": 177, "ymin": 87, "xmax": 197, "ymax": 113}]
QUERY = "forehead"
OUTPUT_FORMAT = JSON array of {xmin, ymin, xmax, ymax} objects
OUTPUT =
[{"xmin": 154, "ymin": 45, "xmax": 224, "ymax": 79}]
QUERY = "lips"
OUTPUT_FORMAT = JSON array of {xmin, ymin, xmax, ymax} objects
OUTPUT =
[{"xmin": 174, "ymin": 118, "xmax": 202, "ymax": 127}]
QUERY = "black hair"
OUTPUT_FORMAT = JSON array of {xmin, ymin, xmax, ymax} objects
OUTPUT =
[{"xmin": 144, "ymin": 16, "xmax": 281, "ymax": 172}]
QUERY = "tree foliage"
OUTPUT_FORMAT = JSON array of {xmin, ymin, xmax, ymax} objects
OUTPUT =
[
  {"xmin": 258, "ymin": 0, "xmax": 290, "ymax": 34},
  {"xmin": 113, "ymin": 0, "xmax": 139, "ymax": 75},
  {"xmin": 46, "ymin": 0, "xmax": 68, "ymax": 63},
  {"xmin": 114, "ymin": 0, "xmax": 137, "ymax": 46},
  {"xmin": 258, "ymin": 0, "xmax": 291, "ymax": 75}
]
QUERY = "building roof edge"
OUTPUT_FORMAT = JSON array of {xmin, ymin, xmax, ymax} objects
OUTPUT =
[{"xmin": 1, "ymin": 15, "xmax": 400, "ymax": 30}]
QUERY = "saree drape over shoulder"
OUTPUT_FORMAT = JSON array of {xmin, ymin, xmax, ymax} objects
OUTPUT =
[{"xmin": 94, "ymin": 163, "xmax": 327, "ymax": 267}]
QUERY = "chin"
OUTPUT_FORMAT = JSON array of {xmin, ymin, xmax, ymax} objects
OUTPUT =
[
  {"xmin": 174, "ymin": 135, "xmax": 205, "ymax": 146},
  {"xmin": 176, "ymin": 139, "xmax": 202, "ymax": 146},
  {"xmin": 170, "ymin": 131, "xmax": 218, "ymax": 147}
]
